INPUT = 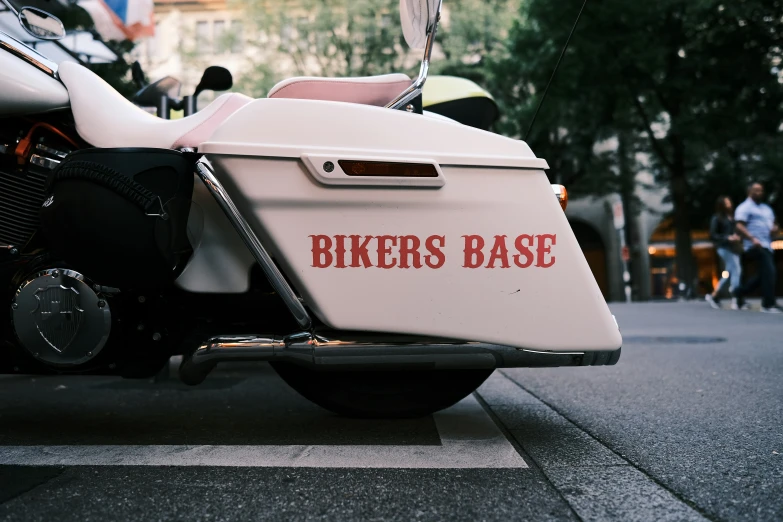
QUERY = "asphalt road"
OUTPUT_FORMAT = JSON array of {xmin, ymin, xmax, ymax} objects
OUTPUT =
[{"xmin": 0, "ymin": 301, "xmax": 781, "ymax": 521}]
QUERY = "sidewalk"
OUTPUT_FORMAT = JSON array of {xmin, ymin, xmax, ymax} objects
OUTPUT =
[
  {"xmin": 646, "ymin": 296, "xmax": 783, "ymax": 311},
  {"xmin": 695, "ymin": 296, "xmax": 783, "ymax": 311}
]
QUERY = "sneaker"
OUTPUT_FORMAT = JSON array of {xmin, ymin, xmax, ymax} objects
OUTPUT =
[
  {"xmin": 705, "ymin": 294, "xmax": 720, "ymax": 309},
  {"xmin": 760, "ymin": 306, "xmax": 783, "ymax": 314},
  {"xmin": 731, "ymin": 295, "xmax": 751, "ymax": 310}
]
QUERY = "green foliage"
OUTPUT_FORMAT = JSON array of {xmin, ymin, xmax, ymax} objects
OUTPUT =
[
  {"xmin": 485, "ymin": 0, "xmax": 783, "ymax": 210},
  {"xmin": 230, "ymin": 0, "xmax": 419, "ymax": 96},
  {"xmin": 432, "ymin": 0, "xmax": 520, "ymax": 83},
  {"xmin": 482, "ymin": 0, "xmax": 783, "ymax": 287}
]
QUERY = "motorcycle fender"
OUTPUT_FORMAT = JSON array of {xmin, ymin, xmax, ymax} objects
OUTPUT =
[{"xmin": 200, "ymin": 98, "xmax": 621, "ymax": 352}]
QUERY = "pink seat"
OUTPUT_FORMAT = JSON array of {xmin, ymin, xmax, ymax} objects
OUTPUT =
[{"xmin": 268, "ymin": 74, "xmax": 412, "ymax": 107}]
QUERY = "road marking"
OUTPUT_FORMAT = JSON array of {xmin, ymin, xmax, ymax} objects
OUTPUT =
[{"xmin": 0, "ymin": 394, "xmax": 526, "ymax": 469}]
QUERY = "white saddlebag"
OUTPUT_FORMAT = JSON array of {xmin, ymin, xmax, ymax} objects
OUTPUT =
[{"xmin": 199, "ymin": 98, "xmax": 621, "ymax": 352}]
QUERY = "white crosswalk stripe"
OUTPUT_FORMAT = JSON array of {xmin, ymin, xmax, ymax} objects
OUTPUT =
[{"xmin": 0, "ymin": 394, "xmax": 527, "ymax": 469}]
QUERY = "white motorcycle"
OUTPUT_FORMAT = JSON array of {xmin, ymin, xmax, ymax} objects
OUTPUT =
[{"xmin": 0, "ymin": 0, "xmax": 621, "ymax": 417}]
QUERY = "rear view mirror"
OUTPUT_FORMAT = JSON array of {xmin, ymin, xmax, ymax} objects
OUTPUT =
[
  {"xmin": 193, "ymin": 66, "xmax": 233, "ymax": 98},
  {"xmin": 133, "ymin": 76, "xmax": 182, "ymax": 107},
  {"xmin": 18, "ymin": 7, "xmax": 65, "ymax": 40},
  {"xmin": 131, "ymin": 61, "xmax": 148, "ymax": 90}
]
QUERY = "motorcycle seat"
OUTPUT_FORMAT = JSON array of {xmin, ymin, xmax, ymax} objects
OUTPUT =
[
  {"xmin": 58, "ymin": 62, "xmax": 253, "ymax": 150},
  {"xmin": 267, "ymin": 74, "xmax": 412, "ymax": 106},
  {"xmin": 59, "ymin": 62, "xmax": 412, "ymax": 151}
]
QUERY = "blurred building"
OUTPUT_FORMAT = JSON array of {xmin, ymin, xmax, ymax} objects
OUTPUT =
[
  {"xmin": 565, "ymin": 168, "xmax": 671, "ymax": 302},
  {"xmin": 131, "ymin": 0, "xmax": 422, "ymax": 96},
  {"xmin": 132, "ymin": 0, "xmax": 250, "ymax": 93}
]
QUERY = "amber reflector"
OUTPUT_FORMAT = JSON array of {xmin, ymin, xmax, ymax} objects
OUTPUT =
[
  {"xmin": 338, "ymin": 160, "xmax": 438, "ymax": 178},
  {"xmin": 551, "ymin": 184, "xmax": 568, "ymax": 211}
]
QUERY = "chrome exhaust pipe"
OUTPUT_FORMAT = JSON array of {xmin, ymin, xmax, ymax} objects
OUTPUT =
[{"xmin": 178, "ymin": 330, "xmax": 621, "ymax": 385}]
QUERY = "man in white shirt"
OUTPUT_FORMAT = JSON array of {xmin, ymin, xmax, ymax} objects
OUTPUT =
[{"xmin": 733, "ymin": 182, "xmax": 781, "ymax": 313}]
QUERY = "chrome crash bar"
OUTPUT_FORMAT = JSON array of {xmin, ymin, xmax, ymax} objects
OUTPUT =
[
  {"xmin": 194, "ymin": 157, "xmax": 312, "ymax": 331},
  {"xmin": 179, "ymin": 330, "xmax": 622, "ymax": 385}
]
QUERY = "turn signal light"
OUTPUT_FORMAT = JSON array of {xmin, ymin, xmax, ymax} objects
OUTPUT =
[
  {"xmin": 338, "ymin": 160, "xmax": 438, "ymax": 178},
  {"xmin": 552, "ymin": 184, "xmax": 568, "ymax": 211}
]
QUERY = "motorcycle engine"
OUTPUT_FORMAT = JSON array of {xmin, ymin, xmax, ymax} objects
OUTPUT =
[
  {"xmin": 11, "ymin": 269, "xmax": 111, "ymax": 367},
  {"xmin": 0, "ymin": 117, "xmax": 77, "ymax": 249}
]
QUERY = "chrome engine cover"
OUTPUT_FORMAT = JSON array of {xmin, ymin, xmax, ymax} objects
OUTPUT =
[{"xmin": 12, "ymin": 269, "xmax": 111, "ymax": 367}]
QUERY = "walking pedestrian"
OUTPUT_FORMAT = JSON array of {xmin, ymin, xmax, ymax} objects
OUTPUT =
[
  {"xmin": 705, "ymin": 196, "xmax": 742, "ymax": 309},
  {"xmin": 733, "ymin": 182, "xmax": 781, "ymax": 313}
]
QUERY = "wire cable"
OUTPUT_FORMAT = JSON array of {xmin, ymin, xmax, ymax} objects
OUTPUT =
[{"xmin": 525, "ymin": 0, "xmax": 590, "ymax": 141}]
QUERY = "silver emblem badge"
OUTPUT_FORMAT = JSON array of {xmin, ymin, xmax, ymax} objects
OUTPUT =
[
  {"xmin": 33, "ymin": 285, "xmax": 84, "ymax": 353},
  {"xmin": 42, "ymin": 195, "xmax": 54, "ymax": 207}
]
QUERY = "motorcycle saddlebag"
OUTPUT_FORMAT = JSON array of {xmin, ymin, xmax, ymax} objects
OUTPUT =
[{"xmin": 39, "ymin": 148, "xmax": 194, "ymax": 288}]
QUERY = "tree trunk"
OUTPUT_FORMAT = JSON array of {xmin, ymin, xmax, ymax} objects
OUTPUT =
[
  {"xmin": 669, "ymin": 137, "xmax": 696, "ymax": 299},
  {"xmin": 620, "ymin": 179, "xmax": 650, "ymax": 301}
]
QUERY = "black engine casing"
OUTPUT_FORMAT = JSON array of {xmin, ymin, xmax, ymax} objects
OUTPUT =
[{"xmin": 1, "ymin": 252, "xmax": 177, "ymax": 378}]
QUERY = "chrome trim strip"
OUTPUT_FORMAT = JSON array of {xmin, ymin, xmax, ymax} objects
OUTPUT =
[
  {"xmin": 194, "ymin": 157, "xmax": 313, "ymax": 331},
  {"xmin": 0, "ymin": 30, "xmax": 59, "ymax": 77},
  {"xmin": 179, "ymin": 328, "xmax": 622, "ymax": 385},
  {"xmin": 386, "ymin": 0, "xmax": 442, "ymax": 110},
  {"xmin": 36, "ymin": 143, "xmax": 68, "ymax": 159},
  {"xmin": 29, "ymin": 154, "xmax": 61, "ymax": 170}
]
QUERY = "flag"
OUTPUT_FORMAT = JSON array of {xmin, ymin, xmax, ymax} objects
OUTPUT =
[{"xmin": 79, "ymin": 0, "xmax": 154, "ymax": 41}]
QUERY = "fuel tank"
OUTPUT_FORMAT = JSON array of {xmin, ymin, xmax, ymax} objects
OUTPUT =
[{"xmin": 0, "ymin": 33, "xmax": 70, "ymax": 116}]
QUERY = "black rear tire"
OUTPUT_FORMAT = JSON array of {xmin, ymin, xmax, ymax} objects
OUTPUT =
[{"xmin": 270, "ymin": 362, "xmax": 494, "ymax": 418}]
